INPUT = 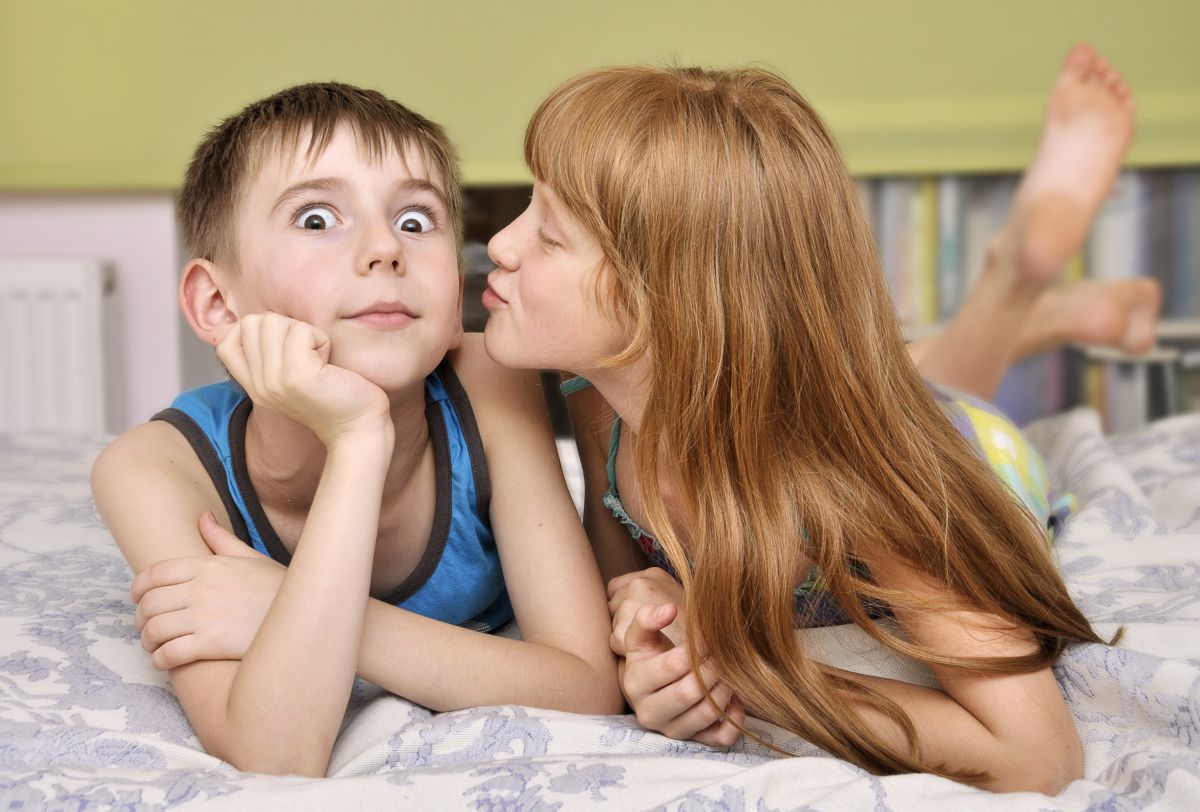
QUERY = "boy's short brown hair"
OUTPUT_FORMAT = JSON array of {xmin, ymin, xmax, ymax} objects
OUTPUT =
[{"xmin": 178, "ymin": 82, "xmax": 463, "ymax": 267}]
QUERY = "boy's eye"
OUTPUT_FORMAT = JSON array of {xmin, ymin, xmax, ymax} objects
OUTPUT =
[
  {"xmin": 396, "ymin": 208, "xmax": 434, "ymax": 234},
  {"xmin": 295, "ymin": 206, "xmax": 336, "ymax": 231}
]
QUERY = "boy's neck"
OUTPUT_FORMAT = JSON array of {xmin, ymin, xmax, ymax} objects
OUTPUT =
[{"xmin": 243, "ymin": 383, "xmax": 430, "ymax": 512}]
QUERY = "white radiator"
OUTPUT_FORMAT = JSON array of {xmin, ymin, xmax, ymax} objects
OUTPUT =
[{"xmin": 0, "ymin": 260, "xmax": 115, "ymax": 433}]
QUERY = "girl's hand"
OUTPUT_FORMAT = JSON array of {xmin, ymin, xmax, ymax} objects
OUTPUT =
[
  {"xmin": 607, "ymin": 567, "xmax": 687, "ymax": 655},
  {"xmin": 218, "ymin": 313, "xmax": 392, "ymax": 447},
  {"xmin": 131, "ymin": 512, "xmax": 284, "ymax": 670},
  {"xmin": 620, "ymin": 603, "xmax": 744, "ymax": 749}
]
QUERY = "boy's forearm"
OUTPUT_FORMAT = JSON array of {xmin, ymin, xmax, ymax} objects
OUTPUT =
[
  {"xmin": 219, "ymin": 434, "xmax": 390, "ymax": 776},
  {"xmin": 355, "ymin": 601, "xmax": 622, "ymax": 715}
]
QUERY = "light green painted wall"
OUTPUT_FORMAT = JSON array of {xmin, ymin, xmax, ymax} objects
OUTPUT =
[{"xmin": 2, "ymin": 0, "xmax": 1197, "ymax": 189}]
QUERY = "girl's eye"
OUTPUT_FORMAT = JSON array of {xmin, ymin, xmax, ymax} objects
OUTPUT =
[
  {"xmin": 295, "ymin": 206, "xmax": 336, "ymax": 231},
  {"xmin": 396, "ymin": 208, "xmax": 434, "ymax": 234}
]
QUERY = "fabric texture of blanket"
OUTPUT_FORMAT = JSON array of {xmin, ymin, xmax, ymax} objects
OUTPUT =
[{"xmin": 1, "ymin": 408, "xmax": 1199, "ymax": 810}]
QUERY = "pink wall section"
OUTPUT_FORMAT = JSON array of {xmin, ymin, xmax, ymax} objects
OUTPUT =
[{"xmin": 0, "ymin": 194, "xmax": 182, "ymax": 431}]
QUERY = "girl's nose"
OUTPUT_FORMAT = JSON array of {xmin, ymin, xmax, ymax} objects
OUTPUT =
[{"xmin": 487, "ymin": 224, "xmax": 520, "ymax": 273}]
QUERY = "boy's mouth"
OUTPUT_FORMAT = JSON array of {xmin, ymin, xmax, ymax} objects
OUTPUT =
[{"xmin": 347, "ymin": 300, "xmax": 417, "ymax": 329}]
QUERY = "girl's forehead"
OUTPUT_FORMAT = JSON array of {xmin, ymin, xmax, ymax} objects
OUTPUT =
[{"xmin": 534, "ymin": 182, "xmax": 588, "ymax": 239}]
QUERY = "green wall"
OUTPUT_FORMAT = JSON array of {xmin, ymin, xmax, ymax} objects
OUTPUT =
[{"xmin": 2, "ymin": 0, "xmax": 1197, "ymax": 189}]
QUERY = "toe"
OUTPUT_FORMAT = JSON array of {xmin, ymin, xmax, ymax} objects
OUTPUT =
[{"xmin": 1064, "ymin": 42, "xmax": 1097, "ymax": 77}]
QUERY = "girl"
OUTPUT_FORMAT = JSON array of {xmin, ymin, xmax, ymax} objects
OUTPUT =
[{"xmin": 481, "ymin": 48, "xmax": 1134, "ymax": 792}]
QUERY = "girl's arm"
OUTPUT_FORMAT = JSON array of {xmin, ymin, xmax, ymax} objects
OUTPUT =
[
  {"xmin": 829, "ymin": 548, "xmax": 1082, "ymax": 794},
  {"xmin": 612, "ymin": 564, "xmax": 1080, "ymax": 791},
  {"xmin": 562, "ymin": 378, "xmax": 743, "ymax": 746},
  {"xmin": 563, "ymin": 381, "xmax": 650, "ymax": 584}
]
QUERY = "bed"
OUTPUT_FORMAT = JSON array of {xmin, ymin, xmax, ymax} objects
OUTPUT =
[{"xmin": 2, "ymin": 407, "xmax": 1200, "ymax": 810}]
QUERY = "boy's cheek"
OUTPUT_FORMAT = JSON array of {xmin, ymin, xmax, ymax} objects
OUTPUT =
[{"xmin": 210, "ymin": 321, "xmax": 236, "ymax": 345}]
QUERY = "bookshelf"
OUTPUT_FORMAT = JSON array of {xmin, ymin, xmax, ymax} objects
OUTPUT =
[
  {"xmin": 870, "ymin": 168, "xmax": 1200, "ymax": 431},
  {"xmin": 459, "ymin": 169, "xmax": 1200, "ymax": 435}
]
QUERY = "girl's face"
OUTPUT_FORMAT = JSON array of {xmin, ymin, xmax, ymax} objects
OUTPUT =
[{"xmin": 482, "ymin": 182, "xmax": 630, "ymax": 373}]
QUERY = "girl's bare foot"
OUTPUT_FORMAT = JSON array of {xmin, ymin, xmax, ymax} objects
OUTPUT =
[
  {"xmin": 998, "ymin": 42, "xmax": 1136, "ymax": 289},
  {"xmin": 1019, "ymin": 278, "xmax": 1162, "ymax": 357},
  {"xmin": 912, "ymin": 44, "xmax": 1139, "ymax": 401}
]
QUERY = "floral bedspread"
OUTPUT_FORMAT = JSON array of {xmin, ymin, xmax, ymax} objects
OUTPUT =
[{"xmin": 2, "ymin": 409, "xmax": 1200, "ymax": 810}]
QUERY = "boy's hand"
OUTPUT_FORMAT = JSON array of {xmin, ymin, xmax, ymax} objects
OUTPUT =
[
  {"xmin": 608, "ymin": 567, "xmax": 687, "ymax": 655},
  {"xmin": 131, "ymin": 512, "xmax": 284, "ymax": 670},
  {"xmin": 619, "ymin": 603, "xmax": 744, "ymax": 749},
  {"xmin": 218, "ymin": 313, "xmax": 392, "ymax": 447}
]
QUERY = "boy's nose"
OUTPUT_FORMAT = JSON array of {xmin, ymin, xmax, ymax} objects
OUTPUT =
[
  {"xmin": 361, "ymin": 222, "xmax": 406, "ymax": 275},
  {"xmin": 368, "ymin": 258, "xmax": 401, "ymax": 273}
]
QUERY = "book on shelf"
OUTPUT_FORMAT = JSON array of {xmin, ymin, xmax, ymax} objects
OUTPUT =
[
  {"xmin": 1180, "ymin": 347, "xmax": 1200, "ymax": 414},
  {"xmin": 1089, "ymin": 171, "xmax": 1144, "ymax": 282},
  {"xmin": 865, "ymin": 167, "xmax": 1200, "ymax": 430},
  {"xmin": 936, "ymin": 176, "xmax": 965, "ymax": 321},
  {"xmin": 1170, "ymin": 170, "xmax": 1200, "ymax": 319}
]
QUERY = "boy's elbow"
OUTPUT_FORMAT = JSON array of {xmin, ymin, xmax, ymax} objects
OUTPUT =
[
  {"xmin": 571, "ymin": 690, "xmax": 624, "ymax": 717},
  {"xmin": 208, "ymin": 731, "xmax": 332, "ymax": 778},
  {"xmin": 582, "ymin": 657, "xmax": 625, "ymax": 715},
  {"xmin": 591, "ymin": 681, "xmax": 627, "ymax": 716},
  {"xmin": 220, "ymin": 748, "xmax": 329, "ymax": 778},
  {"xmin": 560, "ymin": 654, "xmax": 624, "ymax": 715}
]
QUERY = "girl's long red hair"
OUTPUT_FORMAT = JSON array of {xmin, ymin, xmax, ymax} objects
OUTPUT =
[{"xmin": 526, "ymin": 65, "xmax": 1107, "ymax": 780}]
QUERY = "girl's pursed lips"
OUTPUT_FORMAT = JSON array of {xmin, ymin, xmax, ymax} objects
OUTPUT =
[{"xmin": 482, "ymin": 282, "xmax": 509, "ymax": 309}]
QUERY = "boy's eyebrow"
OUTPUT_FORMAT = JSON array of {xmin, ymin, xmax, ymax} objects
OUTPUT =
[
  {"xmin": 269, "ymin": 177, "xmax": 449, "ymax": 215},
  {"xmin": 396, "ymin": 178, "xmax": 449, "ymax": 210},
  {"xmin": 270, "ymin": 177, "xmax": 350, "ymax": 216}
]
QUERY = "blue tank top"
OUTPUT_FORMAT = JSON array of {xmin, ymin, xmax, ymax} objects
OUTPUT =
[{"xmin": 152, "ymin": 359, "xmax": 512, "ymax": 633}]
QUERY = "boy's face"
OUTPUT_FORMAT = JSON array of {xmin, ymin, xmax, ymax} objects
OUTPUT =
[{"xmin": 225, "ymin": 124, "xmax": 461, "ymax": 392}]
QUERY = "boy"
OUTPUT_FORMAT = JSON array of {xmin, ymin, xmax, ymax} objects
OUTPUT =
[{"xmin": 91, "ymin": 83, "xmax": 621, "ymax": 778}]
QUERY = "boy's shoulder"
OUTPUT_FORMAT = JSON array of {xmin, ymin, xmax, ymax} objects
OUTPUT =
[
  {"xmin": 92, "ymin": 380, "xmax": 242, "ymax": 492},
  {"xmin": 444, "ymin": 333, "xmax": 547, "ymax": 442},
  {"xmin": 445, "ymin": 333, "xmax": 539, "ymax": 404},
  {"xmin": 92, "ymin": 418, "xmax": 214, "ymax": 505},
  {"xmin": 91, "ymin": 419, "xmax": 228, "ymax": 572},
  {"xmin": 94, "ymin": 418, "xmax": 204, "ymax": 478}
]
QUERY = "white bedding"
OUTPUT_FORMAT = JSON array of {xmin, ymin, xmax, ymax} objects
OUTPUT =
[{"xmin": 2, "ymin": 408, "xmax": 1200, "ymax": 810}]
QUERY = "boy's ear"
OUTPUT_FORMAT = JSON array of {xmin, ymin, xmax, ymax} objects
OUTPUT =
[{"xmin": 179, "ymin": 259, "xmax": 238, "ymax": 345}]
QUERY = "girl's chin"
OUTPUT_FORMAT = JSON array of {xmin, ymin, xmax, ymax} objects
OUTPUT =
[
  {"xmin": 482, "ymin": 322, "xmax": 571, "ymax": 371},
  {"xmin": 481, "ymin": 327, "xmax": 520, "ymax": 368}
]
